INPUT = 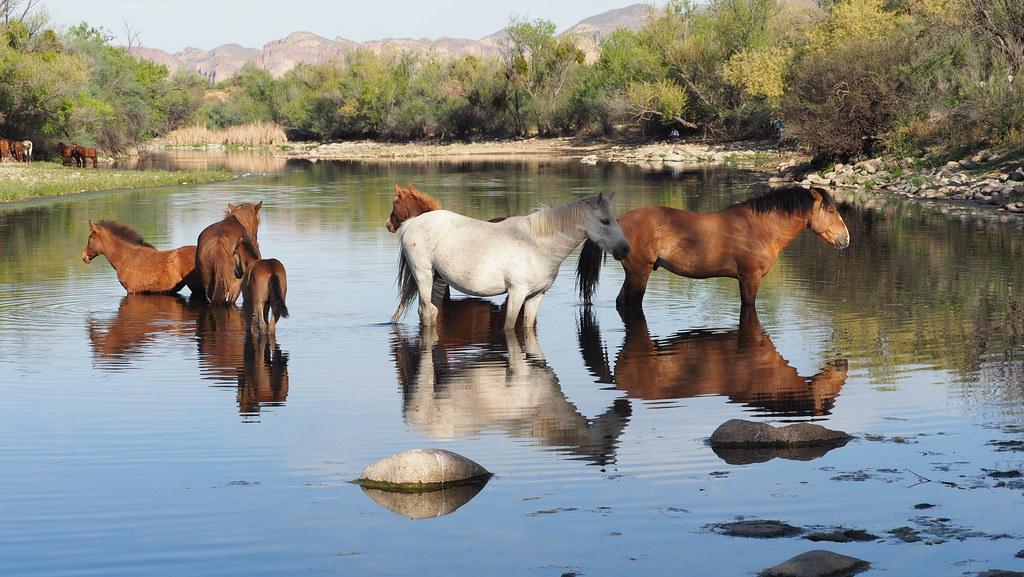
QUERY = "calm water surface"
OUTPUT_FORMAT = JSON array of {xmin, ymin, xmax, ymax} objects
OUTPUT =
[{"xmin": 1, "ymin": 156, "xmax": 1022, "ymax": 576}]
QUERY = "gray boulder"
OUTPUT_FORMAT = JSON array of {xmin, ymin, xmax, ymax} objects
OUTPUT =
[
  {"xmin": 355, "ymin": 448, "xmax": 491, "ymax": 491},
  {"xmin": 718, "ymin": 519, "xmax": 802, "ymax": 538},
  {"xmin": 760, "ymin": 550, "xmax": 869, "ymax": 577},
  {"xmin": 710, "ymin": 419, "xmax": 851, "ymax": 448}
]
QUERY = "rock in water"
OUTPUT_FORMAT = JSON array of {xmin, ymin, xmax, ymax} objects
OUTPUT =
[
  {"xmin": 760, "ymin": 550, "xmax": 869, "ymax": 577},
  {"xmin": 718, "ymin": 519, "xmax": 802, "ymax": 538},
  {"xmin": 710, "ymin": 419, "xmax": 850, "ymax": 448},
  {"xmin": 355, "ymin": 448, "xmax": 491, "ymax": 491}
]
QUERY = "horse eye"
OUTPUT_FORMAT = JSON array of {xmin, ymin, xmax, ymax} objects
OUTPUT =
[{"xmin": 600, "ymin": 218, "xmax": 611, "ymax": 226}]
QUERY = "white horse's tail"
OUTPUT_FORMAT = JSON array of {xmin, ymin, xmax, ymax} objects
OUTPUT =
[{"xmin": 391, "ymin": 247, "xmax": 418, "ymax": 323}]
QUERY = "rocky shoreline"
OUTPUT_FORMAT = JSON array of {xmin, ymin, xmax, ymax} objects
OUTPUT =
[{"xmin": 275, "ymin": 137, "xmax": 1024, "ymax": 221}]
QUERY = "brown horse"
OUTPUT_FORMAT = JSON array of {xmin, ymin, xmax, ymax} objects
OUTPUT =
[
  {"xmin": 72, "ymin": 144, "xmax": 98, "ymax": 168},
  {"xmin": 578, "ymin": 306, "xmax": 849, "ymax": 417},
  {"xmin": 577, "ymin": 186, "xmax": 850, "ymax": 310},
  {"xmin": 386, "ymin": 184, "xmax": 443, "ymax": 232},
  {"xmin": 82, "ymin": 220, "xmax": 204, "ymax": 295},
  {"xmin": 238, "ymin": 332, "xmax": 290, "ymax": 416},
  {"xmin": 10, "ymin": 140, "xmax": 26, "ymax": 162},
  {"xmin": 234, "ymin": 255, "xmax": 289, "ymax": 334},
  {"xmin": 196, "ymin": 202, "xmax": 262, "ymax": 305},
  {"xmin": 0, "ymin": 139, "xmax": 9, "ymax": 161},
  {"xmin": 57, "ymin": 142, "xmax": 76, "ymax": 165},
  {"xmin": 87, "ymin": 294, "xmax": 202, "ymax": 365}
]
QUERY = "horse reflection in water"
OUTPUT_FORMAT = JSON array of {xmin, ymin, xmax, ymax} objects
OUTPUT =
[
  {"xmin": 87, "ymin": 294, "xmax": 201, "ymax": 366},
  {"xmin": 391, "ymin": 298, "xmax": 631, "ymax": 466},
  {"xmin": 87, "ymin": 295, "xmax": 288, "ymax": 416},
  {"xmin": 195, "ymin": 305, "xmax": 289, "ymax": 416},
  {"xmin": 579, "ymin": 307, "xmax": 848, "ymax": 417}
]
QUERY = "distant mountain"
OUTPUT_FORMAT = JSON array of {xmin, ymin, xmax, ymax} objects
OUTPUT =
[{"xmin": 130, "ymin": 4, "xmax": 654, "ymax": 80}]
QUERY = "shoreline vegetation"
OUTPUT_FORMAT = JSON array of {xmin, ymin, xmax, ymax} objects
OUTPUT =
[{"xmin": 0, "ymin": 163, "xmax": 234, "ymax": 203}]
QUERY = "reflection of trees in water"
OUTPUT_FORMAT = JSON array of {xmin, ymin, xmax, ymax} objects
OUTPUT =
[
  {"xmin": 120, "ymin": 151, "xmax": 288, "ymax": 174},
  {"xmin": 792, "ymin": 195, "xmax": 1024, "ymax": 400},
  {"xmin": 390, "ymin": 298, "xmax": 631, "ymax": 467},
  {"xmin": 86, "ymin": 295, "xmax": 288, "ymax": 416},
  {"xmin": 579, "ymin": 307, "xmax": 848, "ymax": 418}
]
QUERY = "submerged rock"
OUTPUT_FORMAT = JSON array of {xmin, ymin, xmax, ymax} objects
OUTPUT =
[
  {"xmin": 710, "ymin": 419, "xmax": 851, "ymax": 448},
  {"xmin": 718, "ymin": 519, "xmax": 802, "ymax": 538},
  {"xmin": 977, "ymin": 572, "xmax": 1024, "ymax": 577},
  {"xmin": 804, "ymin": 529, "xmax": 879, "ymax": 543},
  {"xmin": 760, "ymin": 550, "xmax": 869, "ymax": 577},
  {"xmin": 355, "ymin": 448, "xmax": 491, "ymax": 491},
  {"xmin": 360, "ymin": 481, "xmax": 488, "ymax": 519}
]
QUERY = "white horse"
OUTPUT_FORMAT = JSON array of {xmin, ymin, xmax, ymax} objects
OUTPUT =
[
  {"xmin": 393, "ymin": 193, "xmax": 630, "ymax": 330},
  {"xmin": 21, "ymin": 140, "xmax": 32, "ymax": 163}
]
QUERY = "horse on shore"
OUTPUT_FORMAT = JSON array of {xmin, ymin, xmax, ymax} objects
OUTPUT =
[
  {"xmin": 196, "ymin": 202, "xmax": 262, "ymax": 305},
  {"xmin": 234, "ymin": 253, "xmax": 289, "ymax": 334},
  {"xmin": 394, "ymin": 194, "xmax": 630, "ymax": 330},
  {"xmin": 10, "ymin": 140, "xmax": 26, "ymax": 162},
  {"xmin": 20, "ymin": 140, "xmax": 31, "ymax": 162},
  {"xmin": 73, "ymin": 144, "xmax": 98, "ymax": 168},
  {"xmin": 82, "ymin": 220, "xmax": 204, "ymax": 295},
  {"xmin": 57, "ymin": 142, "xmax": 75, "ymax": 165},
  {"xmin": 577, "ymin": 186, "xmax": 849, "ymax": 311}
]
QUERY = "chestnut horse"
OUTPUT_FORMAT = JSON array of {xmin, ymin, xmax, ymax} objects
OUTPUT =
[
  {"xmin": 0, "ymin": 139, "xmax": 9, "ymax": 161},
  {"xmin": 578, "ymin": 307, "xmax": 849, "ymax": 417},
  {"xmin": 82, "ymin": 220, "xmax": 204, "ymax": 295},
  {"xmin": 386, "ymin": 184, "xmax": 443, "ymax": 232},
  {"xmin": 57, "ymin": 142, "xmax": 75, "ymax": 165},
  {"xmin": 196, "ymin": 202, "xmax": 262, "ymax": 305},
  {"xmin": 73, "ymin": 144, "xmax": 98, "ymax": 168},
  {"xmin": 577, "ymin": 186, "xmax": 850, "ymax": 310},
  {"xmin": 234, "ymin": 254, "xmax": 289, "ymax": 334}
]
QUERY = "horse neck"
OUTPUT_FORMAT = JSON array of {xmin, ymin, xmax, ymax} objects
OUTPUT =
[
  {"xmin": 742, "ymin": 208, "xmax": 809, "ymax": 259},
  {"xmin": 97, "ymin": 233, "xmax": 149, "ymax": 269},
  {"xmin": 526, "ymin": 202, "xmax": 589, "ymax": 260}
]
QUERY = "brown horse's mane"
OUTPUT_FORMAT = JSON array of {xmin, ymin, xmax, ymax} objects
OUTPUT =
[
  {"xmin": 224, "ymin": 204, "xmax": 260, "ymax": 237},
  {"xmin": 740, "ymin": 186, "xmax": 833, "ymax": 215},
  {"xmin": 398, "ymin": 185, "xmax": 443, "ymax": 212},
  {"xmin": 95, "ymin": 220, "xmax": 155, "ymax": 248}
]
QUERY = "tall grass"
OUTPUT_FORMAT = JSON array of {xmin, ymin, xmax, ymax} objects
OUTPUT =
[{"xmin": 160, "ymin": 122, "xmax": 288, "ymax": 147}]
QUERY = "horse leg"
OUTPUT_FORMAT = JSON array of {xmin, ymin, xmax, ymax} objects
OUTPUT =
[
  {"xmin": 503, "ymin": 286, "xmax": 527, "ymax": 331},
  {"xmin": 415, "ymin": 269, "xmax": 439, "ymax": 326},
  {"xmin": 738, "ymin": 273, "xmax": 762, "ymax": 306},
  {"xmin": 616, "ymin": 261, "xmax": 652, "ymax": 312},
  {"xmin": 521, "ymin": 292, "xmax": 545, "ymax": 329},
  {"xmin": 431, "ymin": 277, "xmax": 448, "ymax": 307}
]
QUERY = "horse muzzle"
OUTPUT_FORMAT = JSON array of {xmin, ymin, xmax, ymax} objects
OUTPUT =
[
  {"xmin": 833, "ymin": 234, "xmax": 850, "ymax": 250},
  {"xmin": 611, "ymin": 243, "xmax": 631, "ymax": 261},
  {"xmin": 385, "ymin": 218, "xmax": 397, "ymax": 233},
  {"xmin": 81, "ymin": 251, "xmax": 94, "ymax": 263}
]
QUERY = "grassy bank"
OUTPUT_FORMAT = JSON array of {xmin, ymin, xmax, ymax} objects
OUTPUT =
[{"xmin": 0, "ymin": 163, "xmax": 235, "ymax": 203}]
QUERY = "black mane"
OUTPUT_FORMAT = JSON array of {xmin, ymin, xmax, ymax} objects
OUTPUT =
[
  {"xmin": 741, "ymin": 186, "xmax": 833, "ymax": 215},
  {"xmin": 96, "ymin": 220, "xmax": 155, "ymax": 248}
]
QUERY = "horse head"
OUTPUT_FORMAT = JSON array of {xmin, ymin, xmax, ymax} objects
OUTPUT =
[
  {"xmin": 82, "ymin": 220, "xmax": 105, "ymax": 263},
  {"xmin": 582, "ymin": 193, "xmax": 630, "ymax": 260},
  {"xmin": 386, "ymin": 184, "xmax": 440, "ymax": 233},
  {"xmin": 807, "ymin": 187, "xmax": 850, "ymax": 250}
]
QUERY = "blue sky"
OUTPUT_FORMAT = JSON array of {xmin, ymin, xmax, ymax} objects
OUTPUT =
[{"xmin": 42, "ymin": 0, "xmax": 647, "ymax": 52}]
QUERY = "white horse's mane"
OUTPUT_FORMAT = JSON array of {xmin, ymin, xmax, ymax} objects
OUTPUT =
[{"xmin": 527, "ymin": 196, "xmax": 596, "ymax": 237}]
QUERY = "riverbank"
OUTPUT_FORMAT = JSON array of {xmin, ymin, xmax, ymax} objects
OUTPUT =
[
  {"xmin": 274, "ymin": 137, "xmax": 801, "ymax": 169},
  {"xmin": 0, "ymin": 163, "xmax": 236, "ymax": 203}
]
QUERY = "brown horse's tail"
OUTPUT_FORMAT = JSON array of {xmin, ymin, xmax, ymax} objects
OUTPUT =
[
  {"xmin": 391, "ymin": 248, "xmax": 418, "ymax": 323},
  {"xmin": 576, "ymin": 238, "xmax": 607, "ymax": 305},
  {"xmin": 268, "ymin": 273, "xmax": 289, "ymax": 321}
]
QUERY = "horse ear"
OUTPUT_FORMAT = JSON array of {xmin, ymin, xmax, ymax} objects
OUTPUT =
[
  {"xmin": 228, "ymin": 203, "xmax": 238, "ymax": 211},
  {"xmin": 88, "ymin": 220, "xmax": 99, "ymax": 232},
  {"xmin": 255, "ymin": 201, "xmax": 263, "ymax": 212},
  {"xmin": 394, "ymin": 183, "xmax": 403, "ymax": 194},
  {"xmin": 607, "ymin": 191, "xmax": 616, "ymax": 201},
  {"xmin": 596, "ymin": 192, "xmax": 605, "ymax": 205}
]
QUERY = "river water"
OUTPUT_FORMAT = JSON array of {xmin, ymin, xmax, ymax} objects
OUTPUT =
[{"xmin": 1, "ymin": 154, "xmax": 1022, "ymax": 576}]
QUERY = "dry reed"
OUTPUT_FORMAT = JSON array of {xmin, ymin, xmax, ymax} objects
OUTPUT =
[{"xmin": 161, "ymin": 123, "xmax": 288, "ymax": 147}]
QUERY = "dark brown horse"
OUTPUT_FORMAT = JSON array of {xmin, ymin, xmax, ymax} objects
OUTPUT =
[
  {"xmin": 196, "ymin": 202, "xmax": 262, "ymax": 305},
  {"xmin": 578, "ymin": 307, "xmax": 849, "ymax": 417},
  {"xmin": 82, "ymin": 220, "xmax": 204, "ymax": 296},
  {"xmin": 577, "ymin": 186, "xmax": 850, "ymax": 310},
  {"xmin": 57, "ymin": 142, "xmax": 75, "ymax": 165},
  {"xmin": 234, "ymin": 254, "xmax": 289, "ymax": 334},
  {"xmin": 10, "ymin": 140, "xmax": 26, "ymax": 162},
  {"xmin": 72, "ymin": 144, "xmax": 99, "ymax": 168}
]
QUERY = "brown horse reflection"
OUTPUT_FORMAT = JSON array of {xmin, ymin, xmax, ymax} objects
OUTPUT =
[
  {"xmin": 195, "ymin": 304, "xmax": 289, "ymax": 416},
  {"xmin": 88, "ymin": 295, "xmax": 287, "ymax": 416},
  {"xmin": 579, "ymin": 307, "xmax": 848, "ymax": 417},
  {"xmin": 391, "ymin": 298, "xmax": 631, "ymax": 466},
  {"xmin": 87, "ymin": 294, "xmax": 202, "ymax": 364}
]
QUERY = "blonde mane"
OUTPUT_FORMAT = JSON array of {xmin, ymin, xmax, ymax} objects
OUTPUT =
[{"xmin": 527, "ymin": 197, "xmax": 593, "ymax": 237}]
